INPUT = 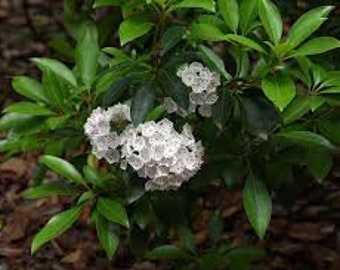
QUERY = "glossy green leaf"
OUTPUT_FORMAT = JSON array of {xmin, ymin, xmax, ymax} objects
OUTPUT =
[
  {"xmin": 239, "ymin": 0, "xmax": 258, "ymax": 34},
  {"xmin": 282, "ymin": 95, "xmax": 310, "ymax": 124},
  {"xmin": 96, "ymin": 198, "xmax": 130, "ymax": 228},
  {"xmin": 40, "ymin": 155, "xmax": 86, "ymax": 186},
  {"xmin": 173, "ymin": 0, "xmax": 215, "ymax": 12},
  {"xmin": 161, "ymin": 26, "xmax": 185, "ymax": 54},
  {"xmin": 190, "ymin": 23, "xmax": 226, "ymax": 41},
  {"xmin": 24, "ymin": 183, "xmax": 79, "ymax": 199},
  {"xmin": 131, "ymin": 85, "xmax": 155, "ymax": 125},
  {"xmin": 277, "ymin": 131, "xmax": 333, "ymax": 149},
  {"xmin": 31, "ymin": 205, "xmax": 83, "ymax": 254},
  {"xmin": 93, "ymin": 0, "xmax": 123, "ymax": 8},
  {"xmin": 262, "ymin": 73, "xmax": 296, "ymax": 111},
  {"xmin": 4, "ymin": 102, "xmax": 55, "ymax": 116},
  {"xmin": 76, "ymin": 24, "xmax": 99, "ymax": 87},
  {"xmin": 12, "ymin": 76, "xmax": 47, "ymax": 103},
  {"xmin": 146, "ymin": 245, "xmax": 192, "ymax": 260},
  {"xmin": 243, "ymin": 175, "xmax": 272, "ymax": 239},
  {"xmin": 119, "ymin": 17, "xmax": 154, "ymax": 46},
  {"xmin": 226, "ymin": 34, "xmax": 266, "ymax": 53},
  {"xmin": 292, "ymin": 37, "xmax": 340, "ymax": 57},
  {"xmin": 0, "ymin": 113, "xmax": 33, "ymax": 131},
  {"xmin": 258, "ymin": 0, "xmax": 282, "ymax": 44},
  {"xmin": 218, "ymin": 0, "xmax": 238, "ymax": 33},
  {"xmin": 286, "ymin": 6, "xmax": 334, "ymax": 50},
  {"xmin": 31, "ymin": 58, "xmax": 77, "ymax": 87},
  {"xmin": 306, "ymin": 148, "xmax": 332, "ymax": 183},
  {"xmin": 95, "ymin": 212, "xmax": 119, "ymax": 260},
  {"xmin": 199, "ymin": 45, "xmax": 232, "ymax": 80}
]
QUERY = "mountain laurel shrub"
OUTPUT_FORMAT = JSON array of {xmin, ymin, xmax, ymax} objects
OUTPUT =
[{"xmin": 1, "ymin": 0, "xmax": 340, "ymax": 268}]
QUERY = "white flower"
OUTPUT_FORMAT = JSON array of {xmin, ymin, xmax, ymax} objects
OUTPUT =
[
  {"xmin": 119, "ymin": 119, "xmax": 204, "ymax": 191},
  {"xmin": 107, "ymin": 103, "xmax": 131, "ymax": 123},
  {"xmin": 163, "ymin": 97, "xmax": 178, "ymax": 114},
  {"xmin": 84, "ymin": 107, "xmax": 111, "ymax": 137}
]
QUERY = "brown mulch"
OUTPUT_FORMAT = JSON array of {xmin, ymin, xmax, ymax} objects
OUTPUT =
[{"xmin": 0, "ymin": 1, "xmax": 340, "ymax": 269}]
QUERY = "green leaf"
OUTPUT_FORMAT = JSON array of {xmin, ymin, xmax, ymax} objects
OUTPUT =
[
  {"xmin": 239, "ymin": 0, "xmax": 258, "ymax": 34},
  {"xmin": 306, "ymin": 148, "xmax": 332, "ymax": 183},
  {"xmin": 32, "ymin": 58, "xmax": 77, "ymax": 87},
  {"xmin": 76, "ymin": 24, "xmax": 99, "ymax": 87},
  {"xmin": 146, "ymin": 245, "xmax": 192, "ymax": 261},
  {"xmin": 212, "ymin": 89, "xmax": 233, "ymax": 129},
  {"xmin": 4, "ymin": 102, "xmax": 55, "ymax": 116},
  {"xmin": 225, "ymin": 34, "xmax": 266, "ymax": 53},
  {"xmin": 42, "ymin": 69, "xmax": 66, "ymax": 109},
  {"xmin": 291, "ymin": 37, "xmax": 340, "ymax": 57},
  {"xmin": 119, "ymin": 17, "xmax": 154, "ymax": 46},
  {"xmin": 243, "ymin": 175, "xmax": 272, "ymax": 239},
  {"xmin": 95, "ymin": 212, "xmax": 119, "ymax": 260},
  {"xmin": 319, "ymin": 87, "xmax": 340, "ymax": 94},
  {"xmin": 277, "ymin": 131, "xmax": 333, "ymax": 149},
  {"xmin": 218, "ymin": 0, "xmax": 238, "ymax": 33},
  {"xmin": 96, "ymin": 198, "xmax": 130, "ymax": 228},
  {"xmin": 24, "ymin": 183, "xmax": 79, "ymax": 199},
  {"xmin": 282, "ymin": 95, "xmax": 310, "ymax": 124},
  {"xmin": 0, "ymin": 113, "xmax": 33, "ymax": 131},
  {"xmin": 161, "ymin": 26, "xmax": 185, "ymax": 54},
  {"xmin": 131, "ymin": 85, "xmax": 155, "ymax": 125},
  {"xmin": 262, "ymin": 73, "xmax": 296, "ymax": 111},
  {"xmin": 31, "ymin": 205, "xmax": 83, "ymax": 254},
  {"xmin": 190, "ymin": 23, "xmax": 226, "ymax": 41},
  {"xmin": 258, "ymin": 0, "xmax": 282, "ymax": 44},
  {"xmin": 286, "ymin": 6, "xmax": 334, "ymax": 50},
  {"xmin": 199, "ymin": 45, "xmax": 232, "ymax": 80},
  {"xmin": 12, "ymin": 76, "xmax": 47, "ymax": 103},
  {"xmin": 93, "ymin": 0, "xmax": 123, "ymax": 8},
  {"xmin": 40, "ymin": 155, "xmax": 86, "ymax": 186},
  {"xmin": 173, "ymin": 0, "xmax": 215, "ymax": 12},
  {"xmin": 102, "ymin": 75, "xmax": 131, "ymax": 107}
]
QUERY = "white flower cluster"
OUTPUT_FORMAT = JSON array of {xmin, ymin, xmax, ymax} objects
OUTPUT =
[
  {"xmin": 84, "ymin": 104, "xmax": 130, "ymax": 164},
  {"xmin": 84, "ymin": 106, "xmax": 204, "ymax": 191},
  {"xmin": 164, "ymin": 62, "xmax": 220, "ymax": 117}
]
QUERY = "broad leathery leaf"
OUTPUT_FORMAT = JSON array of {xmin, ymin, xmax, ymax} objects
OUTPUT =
[
  {"xmin": 276, "ymin": 131, "xmax": 333, "ymax": 149},
  {"xmin": 282, "ymin": 95, "xmax": 310, "ymax": 124},
  {"xmin": 243, "ymin": 175, "xmax": 272, "ymax": 239},
  {"xmin": 76, "ymin": 24, "xmax": 100, "ymax": 87},
  {"xmin": 320, "ymin": 87, "xmax": 340, "ymax": 94},
  {"xmin": 31, "ymin": 205, "xmax": 83, "ymax": 254},
  {"xmin": 42, "ymin": 69, "xmax": 65, "ymax": 109},
  {"xmin": 262, "ymin": 73, "xmax": 296, "ymax": 111},
  {"xmin": 24, "ymin": 183, "xmax": 79, "ymax": 199},
  {"xmin": 239, "ymin": 0, "xmax": 258, "ymax": 34},
  {"xmin": 199, "ymin": 45, "xmax": 232, "ymax": 80},
  {"xmin": 146, "ymin": 245, "xmax": 192, "ymax": 261},
  {"xmin": 319, "ymin": 118, "xmax": 340, "ymax": 145},
  {"xmin": 172, "ymin": 0, "xmax": 215, "ymax": 12},
  {"xmin": 190, "ymin": 23, "xmax": 226, "ymax": 42},
  {"xmin": 31, "ymin": 58, "xmax": 77, "ymax": 87},
  {"xmin": 161, "ymin": 26, "xmax": 185, "ymax": 54},
  {"xmin": 12, "ymin": 76, "xmax": 48, "ymax": 103},
  {"xmin": 258, "ymin": 0, "xmax": 282, "ymax": 44},
  {"xmin": 102, "ymin": 75, "xmax": 131, "ymax": 107},
  {"xmin": 218, "ymin": 0, "xmax": 238, "ymax": 33},
  {"xmin": 291, "ymin": 37, "xmax": 340, "ymax": 57},
  {"xmin": 93, "ymin": 0, "xmax": 123, "ymax": 8},
  {"xmin": 286, "ymin": 6, "xmax": 334, "ymax": 50},
  {"xmin": 212, "ymin": 89, "xmax": 233, "ymax": 129},
  {"xmin": 4, "ymin": 102, "xmax": 55, "ymax": 116},
  {"xmin": 119, "ymin": 17, "xmax": 154, "ymax": 46},
  {"xmin": 131, "ymin": 85, "xmax": 155, "ymax": 125},
  {"xmin": 225, "ymin": 34, "xmax": 266, "ymax": 54},
  {"xmin": 96, "ymin": 198, "xmax": 130, "ymax": 228},
  {"xmin": 40, "ymin": 155, "xmax": 86, "ymax": 186},
  {"xmin": 306, "ymin": 148, "xmax": 332, "ymax": 183},
  {"xmin": 95, "ymin": 212, "xmax": 119, "ymax": 260},
  {"xmin": 0, "ymin": 113, "xmax": 33, "ymax": 131}
]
